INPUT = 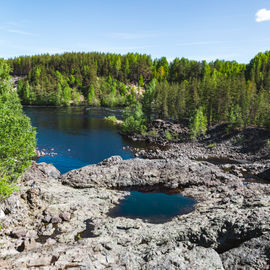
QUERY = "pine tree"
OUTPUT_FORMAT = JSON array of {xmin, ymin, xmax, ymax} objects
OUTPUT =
[{"xmin": 189, "ymin": 107, "xmax": 208, "ymax": 139}]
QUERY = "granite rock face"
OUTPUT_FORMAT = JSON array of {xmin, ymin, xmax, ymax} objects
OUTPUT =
[
  {"xmin": 62, "ymin": 156, "xmax": 241, "ymax": 190},
  {"xmin": 0, "ymin": 157, "xmax": 270, "ymax": 269},
  {"xmin": 221, "ymin": 232, "xmax": 270, "ymax": 269}
]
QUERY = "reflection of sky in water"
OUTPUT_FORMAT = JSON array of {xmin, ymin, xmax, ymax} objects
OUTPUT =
[
  {"xmin": 108, "ymin": 191, "xmax": 196, "ymax": 224},
  {"xmin": 24, "ymin": 107, "xmax": 146, "ymax": 174}
]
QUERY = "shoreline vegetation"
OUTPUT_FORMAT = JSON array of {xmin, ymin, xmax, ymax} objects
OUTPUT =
[
  {"xmin": 7, "ymin": 50, "xmax": 270, "ymax": 134},
  {"xmin": 0, "ymin": 49, "xmax": 270, "ymax": 197},
  {"xmin": 1, "ymin": 52, "xmax": 270, "ymax": 268},
  {"xmin": 0, "ymin": 60, "xmax": 36, "ymax": 200}
]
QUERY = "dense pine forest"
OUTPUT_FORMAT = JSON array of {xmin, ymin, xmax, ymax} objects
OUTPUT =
[{"xmin": 7, "ymin": 51, "xmax": 270, "ymax": 130}]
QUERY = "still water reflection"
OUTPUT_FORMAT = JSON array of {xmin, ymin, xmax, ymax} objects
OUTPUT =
[{"xmin": 24, "ymin": 107, "xmax": 147, "ymax": 174}]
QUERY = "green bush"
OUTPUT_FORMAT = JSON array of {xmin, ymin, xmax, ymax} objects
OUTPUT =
[
  {"xmin": 148, "ymin": 129, "xmax": 158, "ymax": 137},
  {"xmin": 0, "ymin": 59, "xmax": 36, "ymax": 200},
  {"xmin": 207, "ymin": 143, "xmax": 216, "ymax": 148},
  {"xmin": 165, "ymin": 130, "xmax": 173, "ymax": 140},
  {"xmin": 266, "ymin": 139, "xmax": 270, "ymax": 151},
  {"xmin": 189, "ymin": 107, "xmax": 208, "ymax": 139},
  {"xmin": 0, "ymin": 176, "xmax": 18, "ymax": 200},
  {"xmin": 104, "ymin": 115, "xmax": 118, "ymax": 125},
  {"xmin": 122, "ymin": 102, "xmax": 146, "ymax": 134},
  {"xmin": 232, "ymin": 135, "xmax": 244, "ymax": 145}
]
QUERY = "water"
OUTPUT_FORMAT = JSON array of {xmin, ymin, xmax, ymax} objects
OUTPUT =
[
  {"xmin": 24, "ymin": 106, "xmax": 148, "ymax": 174},
  {"xmin": 108, "ymin": 191, "xmax": 196, "ymax": 223},
  {"xmin": 24, "ymin": 106, "xmax": 196, "ymax": 222}
]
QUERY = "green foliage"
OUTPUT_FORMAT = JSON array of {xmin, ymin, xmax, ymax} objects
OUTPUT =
[
  {"xmin": 172, "ymin": 131, "xmax": 179, "ymax": 139},
  {"xmin": 138, "ymin": 75, "xmax": 144, "ymax": 87},
  {"xmin": 165, "ymin": 130, "xmax": 173, "ymax": 141},
  {"xmin": 142, "ymin": 79, "xmax": 156, "ymax": 121},
  {"xmin": 266, "ymin": 140, "xmax": 270, "ymax": 151},
  {"xmin": 189, "ymin": 107, "xmax": 208, "ymax": 139},
  {"xmin": 232, "ymin": 135, "xmax": 244, "ymax": 145},
  {"xmin": 207, "ymin": 143, "xmax": 216, "ymax": 148},
  {"xmin": 104, "ymin": 115, "xmax": 119, "ymax": 125},
  {"xmin": 63, "ymin": 84, "xmax": 72, "ymax": 106},
  {"xmin": 0, "ymin": 176, "xmax": 18, "ymax": 200},
  {"xmin": 6, "ymin": 50, "xmax": 270, "ymax": 129},
  {"xmin": 227, "ymin": 104, "xmax": 244, "ymax": 131},
  {"xmin": 0, "ymin": 59, "xmax": 36, "ymax": 200},
  {"xmin": 148, "ymin": 129, "xmax": 157, "ymax": 137},
  {"xmin": 122, "ymin": 102, "xmax": 146, "ymax": 134},
  {"xmin": 9, "ymin": 52, "xmax": 153, "ymax": 107}
]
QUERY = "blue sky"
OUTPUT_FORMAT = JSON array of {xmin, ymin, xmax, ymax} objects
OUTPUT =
[{"xmin": 1, "ymin": 0, "xmax": 270, "ymax": 63}]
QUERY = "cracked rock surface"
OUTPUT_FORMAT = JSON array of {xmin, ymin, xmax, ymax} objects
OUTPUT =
[{"xmin": 0, "ymin": 153, "xmax": 270, "ymax": 269}]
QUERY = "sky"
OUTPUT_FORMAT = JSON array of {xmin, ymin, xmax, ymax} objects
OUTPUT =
[{"xmin": 0, "ymin": 0, "xmax": 270, "ymax": 63}]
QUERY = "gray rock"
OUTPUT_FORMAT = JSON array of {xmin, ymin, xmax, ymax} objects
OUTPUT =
[
  {"xmin": 62, "ymin": 156, "xmax": 242, "ymax": 190},
  {"xmin": 10, "ymin": 228, "xmax": 27, "ymax": 239},
  {"xmin": 42, "ymin": 214, "xmax": 52, "ymax": 223},
  {"xmin": 59, "ymin": 212, "xmax": 71, "ymax": 221},
  {"xmin": 258, "ymin": 167, "xmax": 270, "ymax": 181},
  {"xmin": 51, "ymin": 215, "xmax": 62, "ymax": 224},
  {"xmin": 221, "ymin": 232, "xmax": 270, "ymax": 269},
  {"xmin": 0, "ymin": 209, "xmax": 5, "ymax": 219},
  {"xmin": 1, "ymin": 156, "xmax": 270, "ymax": 269},
  {"xmin": 2, "ymin": 194, "xmax": 21, "ymax": 214},
  {"xmin": 38, "ymin": 162, "xmax": 61, "ymax": 179}
]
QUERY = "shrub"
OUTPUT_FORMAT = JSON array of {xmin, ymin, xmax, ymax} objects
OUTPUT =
[
  {"xmin": 0, "ymin": 59, "xmax": 36, "ymax": 200},
  {"xmin": 122, "ymin": 102, "xmax": 146, "ymax": 134},
  {"xmin": 266, "ymin": 139, "xmax": 270, "ymax": 151},
  {"xmin": 232, "ymin": 135, "xmax": 244, "ymax": 145},
  {"xmin": 207, "ymin": 143, "xmax": 216, "ymax": 148},
  {"xmin": 165, "ymin": 130, "xmax": 173, "ymax": 140},
  {"xmin": 104, "ymin": 115, "xmax": 118, "ymax": 124},
  {"xmin": 148, "ymin": 129, "xmax": 158, "ymax": 137},
  {"xmin": 189, "ymin": 107, "xmax": 208, "ymax": 139},
  {"xmin": 0, "ymin": 176, "xmax": 18, "ymax": 200}
]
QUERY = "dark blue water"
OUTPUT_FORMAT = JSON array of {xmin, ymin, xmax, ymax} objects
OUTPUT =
[
  {"xmin": 24, "ymin": 106, "xmax": 147, "ymax": 174},
  {"xmin": 24, "ymin": 107, "xmax": 196, "ymax": 222},
  {"xmin": 108, "ymin": 191, "xmax": 196, "ymax": 223}
]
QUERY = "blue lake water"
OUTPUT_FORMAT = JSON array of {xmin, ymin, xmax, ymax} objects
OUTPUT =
[
  {"xmin": 24, "ymin": 106, "xmax": 196, "ymax": 222},
  {"xmin": 24, "ymin": 106, "xmax": 147, "ymax": 174},
  {"xmin": 108, "ymin": 191, "xmax": 196, "ymax": 223}
]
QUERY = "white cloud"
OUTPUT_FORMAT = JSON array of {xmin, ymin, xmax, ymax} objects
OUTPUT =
[
  {"xmin": 176, "ymin": 41, "xmax": 224, "ymax": 47},
  {"xmin": 6, "ymin": 29, "xmax": 33, "ymax": 36},
  {"xmin": 108, "ymin": 32, "xmax": 157, "ymax": 40},
  {"xmin": 0, "ymin": 25, "xmax": 34, "ymax": 36},
  {"xmin": 256, "ymin": 8, "xmax": 270, "ymax": 22}
]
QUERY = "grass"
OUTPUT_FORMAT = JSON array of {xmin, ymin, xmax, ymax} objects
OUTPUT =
[
  {"xmin": 232, "ymin": 135, "xmax": 244, "ymax": 145},
  {"xmin": 104, "ymin": 115, "xmax": 118, "ymax": 123},
  {"xmin": 266, "ymin": 139, "xmax": 270, "ymax": 151},
  {"xmin": 0, "ymin": 176, "xmax": 18, "ymax": 201},
  {"xmin": 165, "ymin": 130, "xmax": 173, "ymax": 141},
  {"xmin": 207, "ymin": 143, "xmax": 216, "ymax": 148},
  {"xmin": 148, "ymin": 129, "xmax": 158, "ymax": 137}
]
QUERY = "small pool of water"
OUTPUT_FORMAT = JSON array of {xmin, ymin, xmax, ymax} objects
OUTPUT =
[{"xmin": 108, "ymin": 191, "xmax": 196, "ymax": 224}]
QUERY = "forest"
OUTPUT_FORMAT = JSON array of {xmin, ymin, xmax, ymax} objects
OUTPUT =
[{"xmin": 7, "ymin": 50, "xmax": 270, "ymax": 130}]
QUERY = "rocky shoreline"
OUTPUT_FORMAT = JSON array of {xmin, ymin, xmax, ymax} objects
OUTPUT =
[{"xmin": 1, "ymin": 125, "xmax": 270, "ymax": 269}]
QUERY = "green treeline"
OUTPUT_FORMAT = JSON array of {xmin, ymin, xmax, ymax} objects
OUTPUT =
[
  {"xmin": 8, "ymin": 53, "xmax": 150, "ymax": 106},
  {"xmin": 0, "ymin": 59, "xmax": 36, "ymax": 200},
  {"xmin": 7, "ymin": 50, "xmax": 270, "ymax": 128}
]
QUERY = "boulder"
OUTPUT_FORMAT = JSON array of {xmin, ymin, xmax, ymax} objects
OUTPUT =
[
  {"xmin": 62, "ymin": 156, "xmax": 243, "ymax": 190},
  {"xmin": 257, "ymin": 167, "xmax": 270, "ymax": 181}
]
